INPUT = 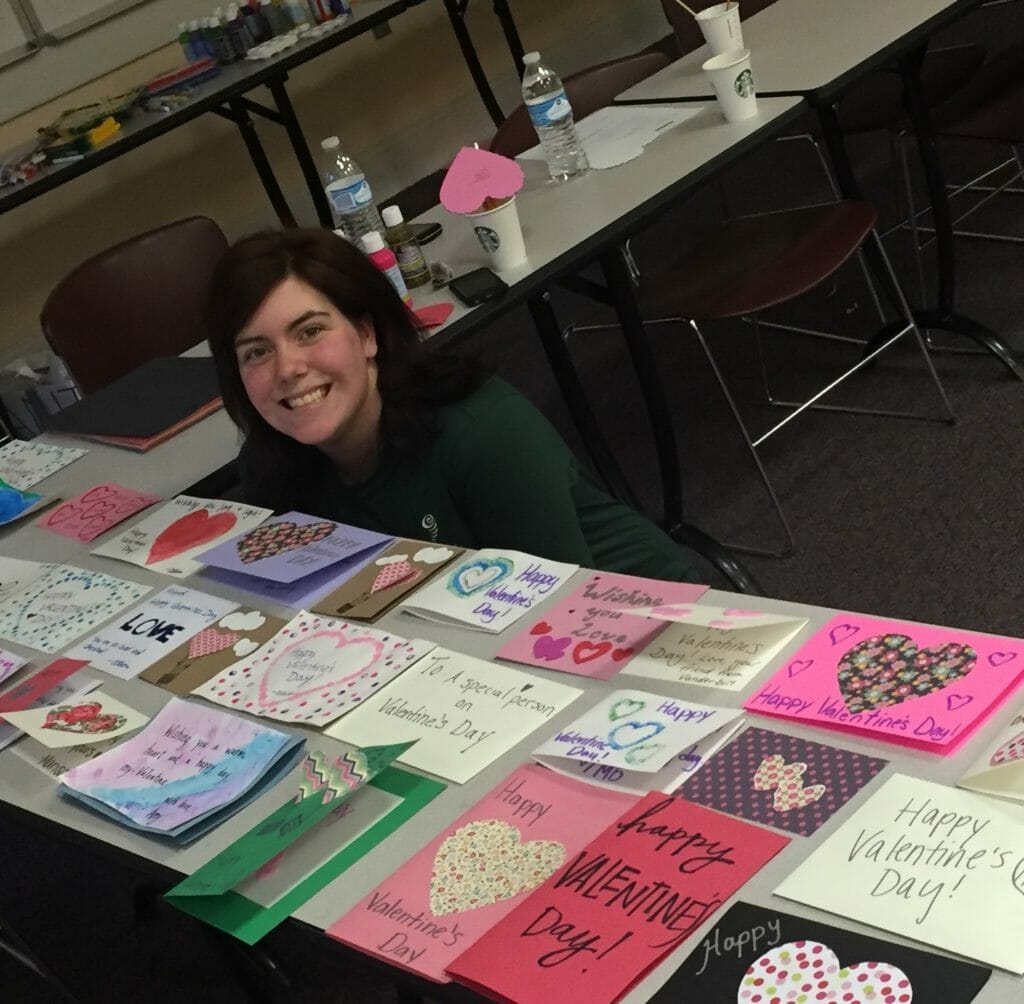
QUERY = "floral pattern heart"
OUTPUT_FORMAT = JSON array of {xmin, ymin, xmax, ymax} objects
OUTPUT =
[
  {"xmin": 738, "ymin": 940, "xmax": 912, "ymax": 1002},
  {"xmin": 836, "ymin": 633, "xmax": 976, "ymax": 714},
  {"xmin": 236, "ymin": 520, "xmax": 335, "ymax": 564},
  {"xmin": 991, "ymin": 730, "xmax": 1024, "ymax": 766},
  {"xmin": 43, "ymin": 702, "xmax": 126, "ymax": 735},
  {"xmin": 429, "ymin": 819, "xmax": 564, "ymax": 916}
]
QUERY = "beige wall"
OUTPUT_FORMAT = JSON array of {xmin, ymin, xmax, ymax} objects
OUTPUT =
[{"xmin": 0, "ymin": 0, "xmax": 667, "ymax": 365}]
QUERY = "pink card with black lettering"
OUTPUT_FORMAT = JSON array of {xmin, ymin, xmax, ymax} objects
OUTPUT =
[
  {"xmin": 496, "ymin": 571, "xmax": 708, "ymax": 679},
  {"xmin": 676, "ymin": 726, "xmax": 888, "ymax": 836},
  {"xmin": 327, "ymin": 764, "xmax": 636, "ymax": 983},
  {"xmin": 447, "ymin": 792, "xmax": 789, "ymax": 1004},
  {"xmin": 744, "ymin": 614, "xmax": 1024, "ymax": 754}
]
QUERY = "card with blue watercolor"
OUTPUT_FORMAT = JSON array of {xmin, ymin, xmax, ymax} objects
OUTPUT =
[
  {"xmin": 0, "ymin": 477, "xmax": 50, "ymax": 525},
  {"xmin": 399, "ymin": 549, "xmax": 578, "ymax": 634}
]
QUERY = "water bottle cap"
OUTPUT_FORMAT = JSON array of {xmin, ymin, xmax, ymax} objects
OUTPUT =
[
  {"xmin": 360, "ymin": 231, "xmax": 386, "ymax": 253},
  {"xmin": 320, "ymin": 136, "xmax": 340, "ymax": 150},
  {"xmin": 523, "ymin": 51, "xmax": 540, "ymax": 65},
  {"xmin": 381, "ymin": 205, "xmax": 404, "ymax": 227}
]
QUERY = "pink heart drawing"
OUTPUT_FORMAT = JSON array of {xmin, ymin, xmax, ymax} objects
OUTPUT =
[
  {"xmin": 724, "ymin": 609, "xmax": 764, "ymax": 617},
  {"xmin": 829, "ymin": 623, "xmax": 859, "ymax": 646},
  {"xmin": 709, "ymin": 619, "xmax": 736, "ymax": 629},
  {"xmin": 991, "ymin": 730, "xmax": 1024, "ymax": 766},
  {"xmin": 439, "ymin": 146, "xmax": 524, "ymax": 214},
  {"xmin": 988, "ymin": 651, "xmax": 1017, "ymax": 667},
  {"xmin": 738, "ymin": 941, "xmax": 912, "ymax": 1003},
  {"xmin": 787, "ymin": 659, "xmax": 813, "ymax": 677},
  {"xmin": 651, "ymin": 605, "xmax": 693, "ymax": 618},
  {"xmin": 533, "ymin": 636, "xmax": 571, "ymax": 661}
]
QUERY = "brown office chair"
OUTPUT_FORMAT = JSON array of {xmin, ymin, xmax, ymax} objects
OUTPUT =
[
  {"xmin": 40, "ymin": 217, "xmax": 229, "ymax": 395},
  {"xmin": 491, "ymin": 56, "xmax": 955, "ymax": 557}
]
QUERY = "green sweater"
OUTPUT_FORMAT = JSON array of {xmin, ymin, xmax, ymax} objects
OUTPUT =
[{"xmin": 238, "ymin": 378, "xmax": 696, "ymax": 582}]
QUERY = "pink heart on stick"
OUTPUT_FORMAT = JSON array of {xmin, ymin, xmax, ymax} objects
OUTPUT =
[{"xmin": 440, "ymin": 146, "xmax": 525, "ymax": 214}]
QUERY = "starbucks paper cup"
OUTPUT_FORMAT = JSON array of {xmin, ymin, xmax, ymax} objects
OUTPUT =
[
  {"xmin": 702, "ymin": 49, "xmax": 758, "ymax": 123},
  {"xmin": 695, "ymin": 2, "xmax": 742, "ymax": 55},
  {"xmin": 465, "ymin": 196, "xmax": 527, "ymax": 271}
]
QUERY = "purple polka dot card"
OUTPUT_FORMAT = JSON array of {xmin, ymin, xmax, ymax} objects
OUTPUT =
[
  {"xmin": 647, "ymin": 902, "xmax": 990, "ymax": 1003},
  {"xmin": 676, "ymin": 725, "xmax": 887, "ymax": 836}
]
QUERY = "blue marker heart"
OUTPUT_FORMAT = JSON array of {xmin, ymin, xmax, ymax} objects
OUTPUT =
[
  {"xmin": 608, "ymin": 720, "xmax": 664, "ymax": 750},
  {"xmin": 449, "ymin": 557, "xmax": 513, "ymax": 597}
]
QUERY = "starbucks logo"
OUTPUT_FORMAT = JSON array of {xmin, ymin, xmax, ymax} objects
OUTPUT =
[
  {"xmin": 734, "ymin": 68, "xmax": 755, "ymax": 98},
  {"xmin": 473, "ymin": 225, "xmax": 501, "ymax": 253}
]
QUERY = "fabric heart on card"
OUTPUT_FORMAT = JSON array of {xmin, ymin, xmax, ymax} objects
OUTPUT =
[
  {"xmin": 43, "ymin": 702, "xmax": 126, "ymax": 735},
  {"xmin": 738, "ymin": 941, "xmax": 912, "ymax": 1003},
  {"xmin": 429, "ymin": 819, "xmax": 565, "ymax": 916},
  {"xmin": 836, "ymin": 633, "xmax": 976, "ymax": 714},
  {"xmin": 146, "ymin": 509, "xmax": 237, "ymax": 565},
  {"xmin": 188, "ymin": 627, "xmax": 241, "ymax": 659},
  {"xmin": 236, "ymin": 521, "xmax": 335, "ymax": 564},
  {"xmin": 990, "ymin": 731, "xmax": 1024, "ymax": 766},
  {"xmin": 752, "ymin": 755, "xmax": 826, "ymax": 812}
]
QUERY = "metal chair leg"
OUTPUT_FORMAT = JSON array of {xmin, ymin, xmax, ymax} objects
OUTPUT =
[{"xmin": 668, "ymin": 521, "xmax": 765, "ymax": 595}]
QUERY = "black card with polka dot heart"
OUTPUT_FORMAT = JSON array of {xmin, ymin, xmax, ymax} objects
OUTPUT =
[{"xmin": 650, "ymin": 902, "xmax": 990, "ymax": 1003}]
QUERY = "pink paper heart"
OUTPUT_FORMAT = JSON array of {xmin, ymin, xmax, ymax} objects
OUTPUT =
[
  {"xmin": 723, "ymin": 608, "xmax": 764, "ymax": 617},
  {"xmin": 651, "ymin": 605, "xmax": 693, "ymax": 618},
  {"xmin": 440, "ymin": 146, "xmax": 525, "ymax": 214}
]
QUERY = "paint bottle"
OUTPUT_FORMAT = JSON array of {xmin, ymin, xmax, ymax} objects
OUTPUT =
[
  {"xmin": 225, "ymin": 3, "xmax": 253, "ymax": 57},
  {"xmin": 360, "ymin": 231, "xmax": 412, "ymax": 305},
  {"xmin": 306, "ymin": 0, "xmax": 331, "ymax": 22},
  {"xmin": 178, "ymin": 22, "xmax": 195, "ymax": 61},
  {"xmin": 285, "ymin": 0, "xmax": 311, "ymax": 28},
  {"xmin": 381, "ymin": 206, "xmax": 431, "ymax": 289},
  {"xmin": 239, "ymin": 0, "xmax": 267, "ymax": 43},
  {"xmin": 206, "ymin": 14, "xmax": 235, "ymax": 64},
  {"xmin": 189, "ymin": 19, "xmax": 212, "ymax": 59},
  {"xmin": 249, "ymin": 0, "xmax": 274, "ymax": 40},
  {"xmin": 260, "ymin": 0, "xmax": 288, "ymax": 34},
  {"xmin": 328, "ymin": 0, "xmax": 351, "ymax": 16}
]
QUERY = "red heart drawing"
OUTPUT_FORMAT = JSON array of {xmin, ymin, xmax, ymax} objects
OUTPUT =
[
  {"xmin": 530, "ymin": 621, "xmax": 553, "ymax": 636},
  {"xmin": 237, "ymin": 520, "xmax": 335, "ymax": 564},
  {"xmin": 611, "ymin": 647, "xmax": 634, "ymax": 662},
  {"xmin": 146, "ymin": 509, "xmax": 237, "ymax": 565},
  {"xmin": 573, "ymin": 641, "xmax": 612, "ymax": 664}
]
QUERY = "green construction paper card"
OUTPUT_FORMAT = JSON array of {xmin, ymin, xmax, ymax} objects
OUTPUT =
[
  {"xmin": 167, "ymin": 767, "xmax": 445, "ymax": 944},
  {"xmin": 169, "ymin": 742, "xmax": 414, "ymax": 898}
]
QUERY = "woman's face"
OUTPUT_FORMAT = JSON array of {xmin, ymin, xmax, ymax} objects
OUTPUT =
[{"xmin": 234, "ymin": 275, "xmax": 381, "ymax": 458}]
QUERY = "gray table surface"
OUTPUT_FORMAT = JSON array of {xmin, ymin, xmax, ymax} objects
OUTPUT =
[{"xmin": 616, "ymin": 0, "xmax": 978, "ymax": 103}]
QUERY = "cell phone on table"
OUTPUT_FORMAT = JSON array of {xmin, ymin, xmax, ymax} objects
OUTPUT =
[{"xmin": 449, "ymin": 267, "xmax": 509, "ymax": 307}]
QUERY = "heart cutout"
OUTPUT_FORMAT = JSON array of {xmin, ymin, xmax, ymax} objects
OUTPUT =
[
  {"xmin": 651, "ymin": 604, "xmax": 693, "ymax": 618},
  {"xmin": 188, "ymin": 627, "xmax": 241, "ymax": 659},
  {"xmin": 533, "ymin": 635, "xmax": 570, "ymax": 661},
  {"xmin": 42, "ymin": 702, "xmax": 126, "ymax": 735},
  {"xmin": 370, "ymin": 561, "xmax": 421, "ymax": 594},
  {"xmin": 439, "ymin": 146, "xmax": 525, "ymax": 214},
  {"xmin": 609, "ymin": 697, "xmax": 645, "ymax": 721},
  {"xmin": 429, "ymin": 819, "xmax": 564, "ymax": 916},
  {"xmin": 774, "ymin": 780, "xmax": 826, "ymax": 811},
  {"xmin": 752, "ymin": 754, "xmax": 805, "ymax": 790},
  {"xmin": 530, "ymin": 621, "xmax": 553, "ymax": 636},
  {"xmin": 608, "ymin": 720, "xmax": 664, "ymax": 749},
  {"xmin": 610, "ymin": 647, "xmax": 634, "ymax": 662},
  {"xmin": 990, "ymin": 730, "xmax": 1024, "ymax": 766},
  {"xmin": 450, "ymin": 557, "xmax": 512, "ymax": 597},
  {"xmin": 573, "ymin": 641, "xmax": 612, "ymax": 665},
  {"xmin": 724, "ymin": 608, "xmax": 764, "ymax": 617},
  {"xmin": 237, "ymin": 520, "xmax": 335, "ymax": 564},
  {"xmin": 738, "ymin": 940, "xmax": 912, "ymax": 1003},
  {"xmin": 837, "ymin": 633, "xmax": 976, "ymax": 714},
  {"xmin": 146, "ymin": 509, "xmax": 237, "ymax": 565}
]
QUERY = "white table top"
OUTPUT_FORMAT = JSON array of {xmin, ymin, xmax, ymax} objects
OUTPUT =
[{"xmin": 617, "ymin": 0, "xmax": 977, "ymax": 103}]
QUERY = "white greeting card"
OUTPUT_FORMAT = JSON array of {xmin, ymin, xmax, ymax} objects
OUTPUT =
[
  {"xmin": 325, "ymin": 647, "xmax": 582, "ymax": 782},
  {"xmin": 958, "ymin": 704, "xmax": 1024, "ymax": 803},
  {"xmin": 2, "ymin": 691, "xmax": 148, "ymax": 748},
  {"xmin": 0, "ymin": 440, "xmax": 85, "ymax": 490},
  {"xmin": 399, "ymin": 549, "xmax": 577, "ymax": 633},
  {"xmin": 0, "ymin": 557, "xmax": 52, "ymax": 605}
]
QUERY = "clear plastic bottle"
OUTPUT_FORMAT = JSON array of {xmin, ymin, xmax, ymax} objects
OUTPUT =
[
  {"xmin": 320, "ymin": 136, "xmax": 383, "ymax": 242},
  {"xmin": 521, "ymin": 51, "xmax": 588, "ymax": 181}
]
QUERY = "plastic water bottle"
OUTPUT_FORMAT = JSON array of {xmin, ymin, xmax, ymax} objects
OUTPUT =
[
  {"xmin": 521, "ymin": 51, "xmax": 588, "ymax": 181},
  {"xmin": 320, "ymin": 136, "xmax": 383, "ymax": 242}
]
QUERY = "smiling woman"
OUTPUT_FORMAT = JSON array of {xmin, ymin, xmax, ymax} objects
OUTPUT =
[{"xmin": 206, "ymin": 229, "xmax": 699, "ymax": 581}]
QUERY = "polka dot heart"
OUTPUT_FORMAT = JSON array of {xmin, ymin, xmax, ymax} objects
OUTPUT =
[{"xmin": 738, "ymin": 941, "xmax": 912, "ymax": 1003}]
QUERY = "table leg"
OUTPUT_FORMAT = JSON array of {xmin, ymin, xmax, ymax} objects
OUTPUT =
[
  {"xmin": 599, "ymin": 249, "xmax": 684, "ymax": 532},
  {"xmin": 266, "ymin": 76, "xmax": 334, "ymax": 228},
  {"xmin": 440, "ymin": 0, "xmax": 506, "ymax": 126},
  {"xmin": 223, "ymin": 98, "xmax": 297, "ymax": 227},
  {"xmin": 527, "ymin": 292, "xmax": 640, "ymax": 509}
]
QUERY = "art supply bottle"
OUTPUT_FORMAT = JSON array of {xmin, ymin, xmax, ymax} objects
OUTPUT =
[
  {"xmin": 225, "ymin": 3, "xmax": 253, "ymax": 57},
  {"xmin": 251, "ymin": 0, "xmax": 275, "ymax": 39},
  {"xmin": 178, "ymin": 22, "xmax": 195, "ymax": 61},
  {"xmin": 320, "ymin": 136, "xmax": 383, "ymax": 242},
  {"xmin": 307, "ymin": 0, "xmax": 331, "ymax": 22},
  {"xmin": 381, "ymin": 205, "xmax": 431, "ymax": 289},
  {"xmin": 328, "ymin": 0, "xmax": 351, "ymax": 16},
  {"xmin": 262, "ymin": 0, "xmax": 290, "ymax": 35},
  {"xmin": 521, "ymin": 51, "xmax": 589, "ymax": 181},
  {"xmin": 239, "ymin": 0, "xmax": 267, "ymax": 43},
  {"xmin": 189, "ymin": 19, "xmax": 212, "ymax": 58},
  {"xmin": 206, "ymin": 14, "xmax": 235, "ymax": 64},
  {"xmin": 360, "ymin": 231, "xmax": 412, "ymax": 305},
  {"xmin": 285, "ymin": 0, "xmax": 311, "ymax": 28}
]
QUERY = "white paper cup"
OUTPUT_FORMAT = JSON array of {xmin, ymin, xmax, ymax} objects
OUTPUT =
[
  {"xmin": 702, "ymin": 48, "xmax": 758, "ymax": 123},
  {"xmin": 695, "ymin": 2, "xmax": 742, "ymax": 55},
  {"xmin": 465, "ymin": 196, "xmax": 527, "ymax": 271}
]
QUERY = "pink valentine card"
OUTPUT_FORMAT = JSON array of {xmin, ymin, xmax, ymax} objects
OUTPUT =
[
  {"xmin": 447, "ymin": 792, "xmax": 789, "ymax": 1004},
  {"xmin": 745, "ymin": 614, "xmax": 1024, "ymax": 753},
  {"xmin": 0, "ymin": 659, "xmax": 89, "ymax": 716},
  {"xmin": 497, "ymin": 571, "xmax": 708, "ymax": 679},
  {"xmin": 36, "ymin": 483, "xmax": 161, "ymax": 543},
  {"xmin": 327, "ymin": 764, "xmax": 637, "ymax": 983}
]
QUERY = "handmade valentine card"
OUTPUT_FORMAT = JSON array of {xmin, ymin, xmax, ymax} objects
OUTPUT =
[
  {"xmin": 497, "ymin": 571, "xmax": 708, "ymax": 679},
  {"xmin": 67, "ymin": 585, "xmax": 237, "ymax": 680},
  {"xmin": 60, "ymin": 697, "xmax": 305, "ymax": 844},
  {"xmin": 191, "ymin": 611, "xmax": 434, "ymax": 727},
  {"xmin": 623, "ymin": 604, "xmax": 807, "ymax": 691},
  {"xmin": 448, "ymin": 791, "xmax": 790, "ymax": 1004},
  {"xmin": 745, "ymin": 614, "xmax": 1024, "ymax": 753},
  {"xmin": 0, "ymin": 648, "xmax": 27, "ymax": 687},
  {"xmin": 959, "ymin": 702, "xmax": 1024, "ymax": 803},
  {"xmin": 0, "ymin": 565, "xmax": 150, "ymax": 654},
  {"xmin": 312, "ymin": 540, "xmax": 464, "ymax": 622},
  {"xmin": 140, "ymin": 608, "xmax": 287, "ymax": 696},
  {"xmin": 173, "ymin": 768, "xmax": 444, "ymax": 945},
  {"xmin": 37, "ymin": 482, "xmax": 161, "ymax": 543},
  {"xmin": 0, "ymin": 556, "xmax": 51, "ymax": 604},
  {"xmin": 676, "ymin": 725, "xmax": 888, "ymax": 836},
  {"xmin": 0, "ymin": 665, "xmax": 99, "ymax": 753},
  {"xmin": 0, "ymin": 440, "xmax": 84, "ymax": 490},
  {"xmin": 439, "ymin": 146, "xmax": 525, "ymax": 214},
  {"xmin": 534, "ymin": 690, "xmax": 740, "ymax": 785},
  {"xmin": 92, "ymin": 495, "xmax": 272, "ymax": 578},
  {"xmin": 325, "ymin": 647, "xmax": 581, "ymax": 783},
  {"xmin": 328, "ymin": 764, "xmax": 637, "ymax": 982},
  {"xmin": 2, "ymin": 691, "xmax": 148, "ymax": 748},
  {"xmin": 400, "ymin": 549, "xmax": 578, "ymax": 634},
  {"xmin": 775, "ymin": 773, "xmax": 1024, "ymax": 973},
  {"xmin": 0, "ymin": 477, "xmax": 48, "ymax": 525},
  {"xmin": 648, "ymin": 901, "xmax": 990, "ymax": 1003}
]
